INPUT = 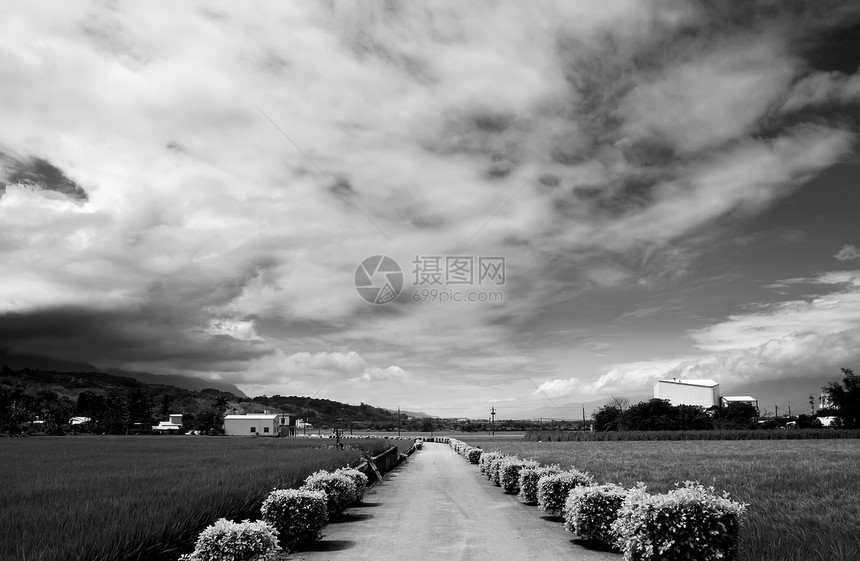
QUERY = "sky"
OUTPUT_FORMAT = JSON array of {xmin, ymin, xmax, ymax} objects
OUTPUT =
[{"xmin": 1, "ymin": 1, "xmax": 860, "ymax": 419}]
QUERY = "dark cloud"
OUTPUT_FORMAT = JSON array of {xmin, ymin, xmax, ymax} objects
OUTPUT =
[
  {"xmin": 0, "ymin": 153, "xmax": 88, "ymax": 201},
  {"xmin": 0, "ymin": 306, "xmax": 271, "ymax": 373}
]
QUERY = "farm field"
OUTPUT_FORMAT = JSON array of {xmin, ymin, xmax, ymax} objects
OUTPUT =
[
  {"xmin": 0, "ymin": 436, "xmax": 394, "ymax": 561},
  {"xmin": 466, "ymin": 439, "xmax": 860, "ymax": 561}
]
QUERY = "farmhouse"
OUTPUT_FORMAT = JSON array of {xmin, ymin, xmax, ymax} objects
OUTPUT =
[
  {"xmin": 654, "ymin": 379, "xmax": 720, "ymax": 408},
  {"xmin": 224, "ymin": 413, "xmax": 295, "ymax": 436},
  {"xmin": 152, "ymin": 414, "xmax": 183, "ymax": 433}
]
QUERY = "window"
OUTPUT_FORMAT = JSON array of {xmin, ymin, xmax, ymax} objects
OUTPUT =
[
  {"xmin": 263, "ymin": 427, "xmax": 269, "ymax": 433},
  {"xmin": 250, "ymin": 427, "xmax": 256, "ymax": 433}
]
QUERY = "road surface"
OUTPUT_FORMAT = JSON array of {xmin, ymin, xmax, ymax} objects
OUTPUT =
[{"xmin": 289, "ymin": 442, "xmax": 619, "ymax": 561}]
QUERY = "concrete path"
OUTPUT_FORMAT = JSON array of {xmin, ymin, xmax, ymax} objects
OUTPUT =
[{"xmin": 289, "ymin": 442, "xmax": 619, "ymax": 561}]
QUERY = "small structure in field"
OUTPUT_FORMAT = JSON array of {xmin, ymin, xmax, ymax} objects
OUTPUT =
[
  {"xmin": 654, "ymin": 379, "xmax": 720, "ymax": 408},
  {"xmin": 152, "ymin": 414, "xmax": 183, "ymax": 434},
  {"xmin": 224, "ymin": 413, "xmax": 295, "ymax": 436},
  {"xmin": 720, "ymin": 395, "xmax": 758, "ymax": 410}
]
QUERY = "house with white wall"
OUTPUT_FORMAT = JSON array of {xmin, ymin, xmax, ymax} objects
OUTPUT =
[{"xmin": 224, "ymin": 413, "xmax": 294, "ymax": 436}]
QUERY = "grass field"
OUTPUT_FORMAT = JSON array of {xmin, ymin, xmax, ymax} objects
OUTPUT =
[
  {"xmin": 464, "ymin": 439, "xmax": 860, "ymax": 561},
  {"xmin": 0, "ymin": 436, "xmax": 394, "ymax": 561}
]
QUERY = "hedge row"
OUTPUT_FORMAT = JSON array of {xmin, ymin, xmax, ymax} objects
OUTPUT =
[
  {"xmin": 525, "ymin": 428, "xmax": 860, "ymax": 441},
  {"xmin": 179, "ymin": 464, "xmax": 373, "ymax": 560},
  {"xmin": 437, "ymin": 437, "xmax": 748, "ymax": 560}
]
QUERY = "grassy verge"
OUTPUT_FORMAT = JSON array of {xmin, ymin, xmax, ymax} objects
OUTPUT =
[
  {"xmin": 0, "ymin": 436, "xmax": 390, "ymax": 561},
  {"xmin": 464, "ymin": 439, "xmax": 860, "ymax": 561}
]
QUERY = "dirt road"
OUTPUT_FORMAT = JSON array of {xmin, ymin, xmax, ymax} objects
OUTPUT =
[{"xmin": 290, "ymin": 442, "xmax": 618, "ymax": 561}]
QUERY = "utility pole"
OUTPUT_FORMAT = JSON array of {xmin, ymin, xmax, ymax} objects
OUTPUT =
[
  {"xmin": 582, "ymin": 406, "xmax": 586, "ymax": 424},
  {"xmin": 397, "ymin": 406, "xmax": 401, "ymax": 437},
  {"xmin": 788, "ymin": 402, "xmax": 791, "ymax": 417},
  {"xmin": 775, "ymin": 405, "xmax": 778, "ymax": 418},
  {"xmin": 809, "ymin": 395, "xmax": 815, "ymax": 415},
  {"xmin": 490, "ymin": 406, "xmax": 496, "ymax": 436}
]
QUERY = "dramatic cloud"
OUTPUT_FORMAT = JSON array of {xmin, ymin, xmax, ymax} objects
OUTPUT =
[{"xmin": 1, "ymin": 2, "xmax": 859, "ymax": 414}]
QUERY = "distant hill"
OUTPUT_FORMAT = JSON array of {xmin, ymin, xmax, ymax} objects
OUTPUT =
[
  {"xmin": 385, "ymin": 408, "xmax": 434, "ymax": 419},
  {"xmin": 107, "ymin": 369, "xmax": 248, "ymax": 399},
  {"xmin": 250, "ymin": 395, "xmax": 405, "ymax": 427},
  {"xmin": 0, "ymin": 350, "xmax": 99, "ymax": 373},
  {"xmin": 0, "ymin": 350, "xmax": 247, "ymax": 398}
]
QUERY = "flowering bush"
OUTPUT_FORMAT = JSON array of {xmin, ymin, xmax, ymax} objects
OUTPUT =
[
  {"xmin": 478, "ymin": 451, "xmax": 503, "ymax": 476},
  {"xmin": 537, "ymin": 469, "xmax": 594, "ymax": 517},
  {"xmin": 261, "ymin": 489, "xmax": 327, "ymax": 548},
  {"xmin": 414, "ymin": 440, "xmax": 423, "ymax": 450},
  {"xmin": 487, "ymin": 455, "xmax": 508, "ymax": 486},
  {"xmin": 334, "ymin": 467, "xmax": 369, "ymax": 504},
  {"xmin": 611, "ymin": 482, "xmax": 747, "ymax": 561},
  {"xmin": 301, "ymin": 470, "xmax": 357, "ymax": 519},
  {"xmin": 466, "ymin": 447, "xmax": 482, "ymax": 464},
  {"xmin": 518, "ymin": 465, "xmax": 561, "ymax": 505},
  {"xmin": 178, "ymin": 518, "xmax": 280, "ymax": 561},
  {"xmin": 499, "ymin": 458, "xmax": 539, "ymax": 495},
  {"xmin": 564, "ymin": 483, "xmax": 628, "ymax": 546}
]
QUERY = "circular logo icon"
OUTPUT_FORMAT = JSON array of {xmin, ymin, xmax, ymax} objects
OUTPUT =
[{"xmin": 354, "ymin": 255, "xmax": 403, "ymax": 304}]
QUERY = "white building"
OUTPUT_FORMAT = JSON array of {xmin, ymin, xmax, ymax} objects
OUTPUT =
[
  {"xmin": 720, "ymin": 395, "xmax": 758, "ymax": 410},
  {"xmin": 224, "ymin": 413, "xmax": 293, "ymax": 436},
  {"xmin": 152, "ymin": 414, "xmax": 183, "ymax": 433},
  {"xmin": 654, "ymin": 379, "xmax": 720, "ymax": 408}
]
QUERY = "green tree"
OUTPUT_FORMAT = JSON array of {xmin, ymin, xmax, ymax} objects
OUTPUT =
[
  {"xmin": 713, "ymin": 402, "xmax": 758, "ymax": 430},
  {"xmin": 593, "ymin": 404, "xmax": 622, "ymax": 431},
  {"xmin": 618, "ymin": 399, "xmax": 714, "ymax": 431},
  {"xmin": 823, "ymin": 368, "xmax": 860, "ymax": 428}
]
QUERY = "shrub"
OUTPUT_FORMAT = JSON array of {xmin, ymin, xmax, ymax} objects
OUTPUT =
[
  {"xmin": 260, "ymin": 489, "xmax": 327, "ymax": 548},
  {"xmin": 178, "ymin": 518, "xmax": 280, "ymax": 561},
  {"xmin": 500, "ymin": 458, "xmax": 539, "ymax": 495},
  {"xmin": 564, "ymin": 483, "xmax": 628, "ymax": 546},
  {"xmin": 479, "ymin": 451, "xmax": 503, "ymax": 476},
  {"xmin": 334, "ymin": 467, "xmax": 369, "ymax": 504},
  {"xmin": 466, "ymin": 447, "xmax": 482, "ymax": 464},
  {"xmin": 537, "ymin": 469, "xmax": 594, "ymax": 517},
  {"xmin": 414, "ymin": 440, "xmax": 423, "ymax": 450},
  {"xmin": 518, "ymin": 465, "xmax": 561, "ymax": 505},
  {"xmin": 301, "ymin": 470, "xmax": 356, "ymax": 518},
  {"xmin": 611, "ymin": 482, "xmax": 747, "ymax": 561},
  {"xmin": 487, "ymin": 455, "xmax": 507, "ymax": 486}
]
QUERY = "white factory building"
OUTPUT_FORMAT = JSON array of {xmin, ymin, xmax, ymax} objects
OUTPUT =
[
  {"xmin": 654, "ymin": 379, "xmax": 720, "ymax": 408},
  {"xmin": 654, "ymin": 379, "xmax": 758, "ymax": 410},
  {"xmin": 224, "ymin": 413, "xmax": 294, "ymax": 436}
]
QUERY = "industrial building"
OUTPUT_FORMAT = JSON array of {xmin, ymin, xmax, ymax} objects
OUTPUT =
[
  {"xmin": 223, "ymin": 413, "xmax": 295, "ymax": 436},
  {"xmin": 654, "ymin": 379, "xmax": 720, "ymax": 408},
  {"xmin": 654, "ymin": 379, "xmax": 758, "ymax": 411}
]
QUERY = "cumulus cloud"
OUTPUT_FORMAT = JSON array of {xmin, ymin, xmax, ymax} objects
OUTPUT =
[
  {"xmin": 782, "ymin": 70, "xmax": 860, "ymax": 112},
  {"xmin": 834, "ymin": 244, "xmax": 860, "ymax": 261},
  {"xmin": 539, "ymin": 271, "xmax": 860, "ymax": 400}
]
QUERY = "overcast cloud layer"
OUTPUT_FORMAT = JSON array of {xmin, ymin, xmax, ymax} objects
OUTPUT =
[{"xmin": 2, "ymin": 1, "xmax": 860, "ymax": 417}]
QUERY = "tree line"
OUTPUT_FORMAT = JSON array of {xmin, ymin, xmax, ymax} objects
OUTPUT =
[{"xmin": 591, "ymin": 368, "xmax": 859, "ymax": 431}]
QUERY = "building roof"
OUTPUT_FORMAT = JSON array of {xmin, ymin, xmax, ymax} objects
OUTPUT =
[
  {"xmin": 224, "ymin": 414, "xmax": 279, "ymax": 420},
  {"xmin": 657, "ymin": 378, "xmax": 719, "ymax": 388},
  {"xmin": 721, "ymin": 395, "xmax": 757, "ymax": 402}
]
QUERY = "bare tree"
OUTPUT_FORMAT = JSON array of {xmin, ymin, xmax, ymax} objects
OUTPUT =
[{"xmin": 607, "ymin": 395, "xmax": 630, "ymax": 412}]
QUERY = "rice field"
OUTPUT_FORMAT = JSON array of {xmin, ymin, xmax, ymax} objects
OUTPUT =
[
  {"xmin": 464, "ymin": 438, "xmax": 860, "ymax": 561},
  {"xmin": 0, "ymin": 436, "xmax": 394, "ymax": 561}
]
